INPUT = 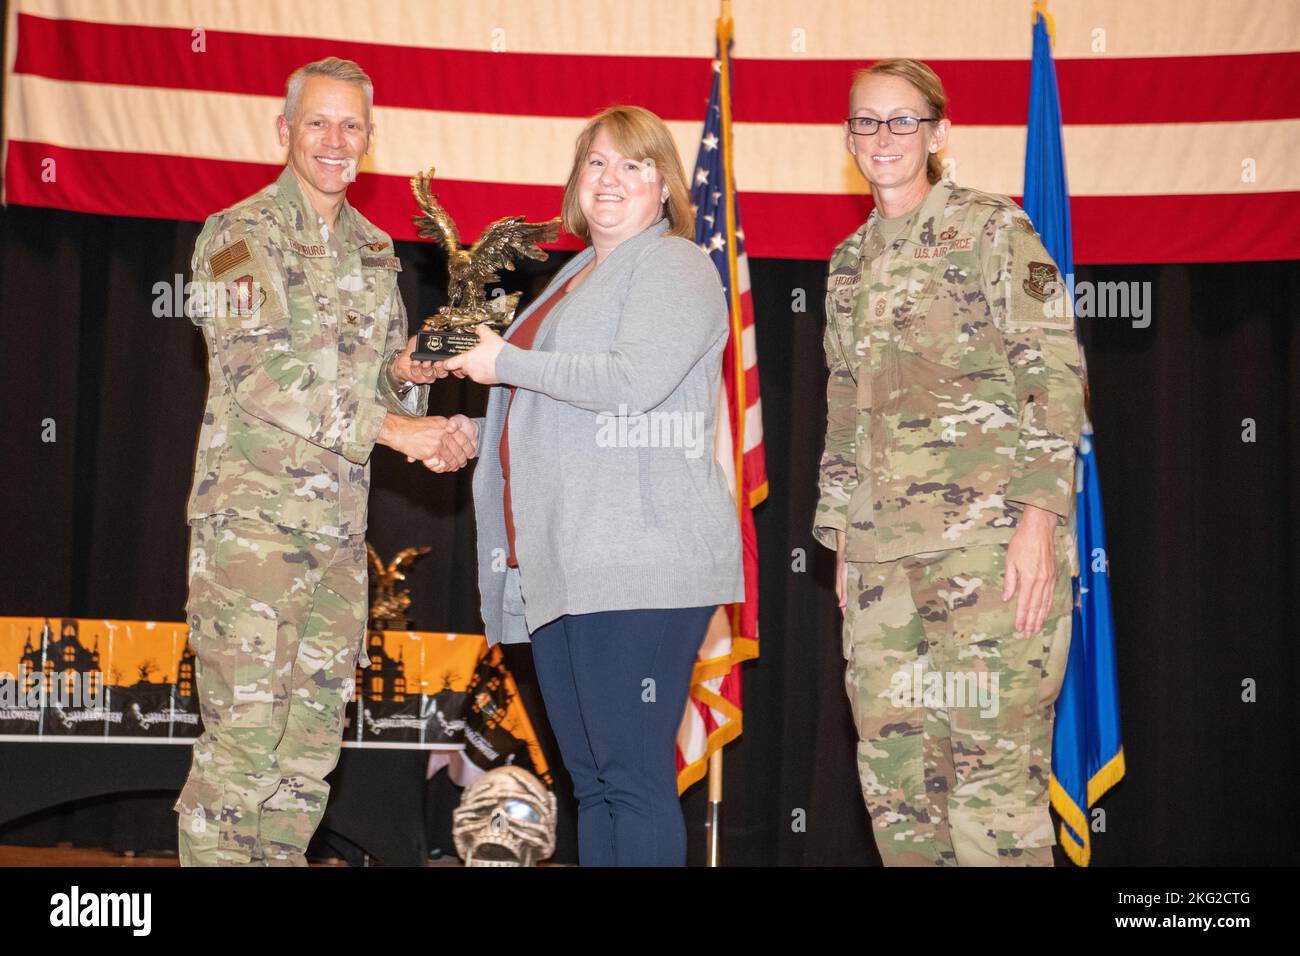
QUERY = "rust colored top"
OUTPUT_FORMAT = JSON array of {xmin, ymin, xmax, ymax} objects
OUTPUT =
[{"xmin": 501, "ymin": 285, "xmax": 568, "ymax": 567}]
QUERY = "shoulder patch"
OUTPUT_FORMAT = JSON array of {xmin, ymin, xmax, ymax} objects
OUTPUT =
[
  {"xmin": 208, "ymin": 237, "xmax": 252, "ymax": 279},
  {"xmin": 225, "ymin": 273, "xmax": 266, "ymax": 316},
  {"xmin": 1023, "ymin": 261, "xmax": 1060, "ymax": 301},
  {"xmin": 1014, "ymin": 215, "xmax": 1039, "ymax": 236}
]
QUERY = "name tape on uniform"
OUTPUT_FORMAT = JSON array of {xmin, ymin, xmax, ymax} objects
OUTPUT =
[{"xmin": 287, "ymin": 238, "xmax": 330, "ymax": 258}]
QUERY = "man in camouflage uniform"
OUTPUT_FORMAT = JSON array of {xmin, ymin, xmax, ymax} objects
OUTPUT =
[
  {"xmin": 174, "ymin": 58, "xmax": 478, "ymax": 866},
  {"xmin": 815, "ymin": 60, "xmax": 1084, "ymax": 866}
]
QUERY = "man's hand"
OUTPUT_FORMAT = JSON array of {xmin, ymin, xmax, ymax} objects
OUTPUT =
[
  {"xmin": 377, "ymin": 414, "xmax": 475, "ymax": 470},
  {"xmin": 422, "ymin": 414, "xmax": 479, "ymax": 472},
  {"xmin": 442, "ymin": 325, "xmax": 504, "ymax": 385},
  {"xmin": 390, "ymin": 336, "xmax": 449, "ymax": 385},
  {"xmin": 1002, "ymin": 504, "xmax": 1060, "ymax": 636},
  {"xmin": 835, "ymin": 529, "xmax": 848, "ymax": 612}
]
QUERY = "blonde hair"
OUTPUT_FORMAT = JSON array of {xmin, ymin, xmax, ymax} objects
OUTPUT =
[
  {"xmin": 561, "ymin": 106, "xmax": 694, "ymax": 242},
  {"xmin": 283, "ymin": 57, "xmax": 374, "ymax": 123},
  {"xmin": 850, "ymin": 59, "xmax": 948, "ymax": 185}
]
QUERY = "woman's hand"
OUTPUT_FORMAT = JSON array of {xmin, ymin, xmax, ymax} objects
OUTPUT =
[
  {"xmin": 835, "ymin": 529, "xmax": 848, "ymax": 611},
  {"xmin": 1002, "ymin": 505, "xmax": 1060, "ymax": 635},
  {"xmin": 442, "ymin": 325, "xmax": 504, "ymax": 385}
]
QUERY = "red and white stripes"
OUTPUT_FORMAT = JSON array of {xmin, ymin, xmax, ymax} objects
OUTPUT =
[{"xmin": 5, "ymin": 0, "xmax": 1297, "ymax": 262}]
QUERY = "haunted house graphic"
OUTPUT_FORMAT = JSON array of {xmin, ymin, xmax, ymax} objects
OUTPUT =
[
  {"xmin": 0, "ymin": 618, "xmax": 200, "ymax": 738},
  {"xmin": 426, "ymin": 670, "xmax": 469, "ymax": 739},
  {"xmin": 461, "ymin": 648, "xmax": 542, "ymax": 778},
  {"xmin": 8, "ymin": 619, "xmax": 103, "ymax": 736},
  {"xmin": 348, "ymin": 630, "xmax": 455, "ymax": 744},
  {"xmin": 18, "ymin": 618, "xmax": 102, "ymax": 695},
  {"xmin": 2, "ymin": 617, "xmax": 539, "ymax": 760},
  {"xmin": 113, "ymin": 635, "xmax": 199, "ymax": 738},
  {"xmin": 355, "ymin": 629, "xmax": 408, "ymax": 703}
]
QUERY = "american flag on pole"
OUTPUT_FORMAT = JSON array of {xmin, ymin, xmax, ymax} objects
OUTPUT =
[{"xmin": 676, "ymin": 19, "xmax": 766, "ymax": 793}]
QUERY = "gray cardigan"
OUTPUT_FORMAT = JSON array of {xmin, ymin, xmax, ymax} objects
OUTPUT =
[{"xmin": 471, "ymin": 217, "xmax": 744, "ymax": 645}]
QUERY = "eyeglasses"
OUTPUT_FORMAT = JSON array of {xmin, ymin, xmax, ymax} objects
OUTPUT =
[{"xmin": 845, "ymin": 116, "xmax": 937, "ymax": 136}]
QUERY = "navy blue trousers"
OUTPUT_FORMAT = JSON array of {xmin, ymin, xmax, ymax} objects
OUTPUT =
[{"xmin": 530, "ymin": 605, "xmax": 714, "ymax": 867}]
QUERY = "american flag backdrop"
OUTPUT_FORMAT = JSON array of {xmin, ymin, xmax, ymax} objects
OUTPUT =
[
  {"xmin": 677, "ymin": 23, "xmax": 766, "ymax": 794},
  {"xmin": 4, "ymin": 0, "xmax": 1298, "ymax": 263}
]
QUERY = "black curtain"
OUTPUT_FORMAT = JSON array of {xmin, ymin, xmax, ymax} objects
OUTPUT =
[{"xmin": 1, "ymin": 202, "xmax": 1296, "ymax": 865}]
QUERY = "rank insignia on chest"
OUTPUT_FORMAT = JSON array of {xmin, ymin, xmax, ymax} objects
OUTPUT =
[
  {"xmin": 226, "ymin": 273, "xmax": 265, "ymax": 316},
  {"xmin": 1023, "ymin": 261, "xmax": 1060, "ymax": 302}
]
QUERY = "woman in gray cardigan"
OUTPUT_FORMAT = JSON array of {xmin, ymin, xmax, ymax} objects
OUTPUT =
[{"xmin": 444, "ymin": 106, "xmax": 743, "ymax": 866}]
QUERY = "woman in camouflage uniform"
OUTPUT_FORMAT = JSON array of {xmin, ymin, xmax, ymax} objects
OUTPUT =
[{"xmin": 814, "ymin": 59, "xmax": 1085, "ymax": 866}]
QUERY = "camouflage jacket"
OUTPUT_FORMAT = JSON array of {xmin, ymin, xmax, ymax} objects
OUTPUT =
[
  {"xmin": 186, "ymin": 166, "xmax": 427, "ymax": 537},
  {"xmin": 814, "ymin": 180, "xmax": 1084, "ymax": 563}
]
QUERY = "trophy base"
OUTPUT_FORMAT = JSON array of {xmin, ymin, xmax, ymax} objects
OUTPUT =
[{"xmin": 413, "ymin": 324, "xmax": 505, "ymax": 361}]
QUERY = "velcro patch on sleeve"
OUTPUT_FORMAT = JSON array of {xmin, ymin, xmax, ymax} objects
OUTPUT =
[
  {"xmin": 225, "ymin": 273, "xmax": 267, "ymax": 317},
  {"xmin": 1022, "ymin": 261, "xmax": 1060, "ymax": 302},
  {"xmin": 208, "ymin": 237, "xmax": 252, "ymax": 279}
]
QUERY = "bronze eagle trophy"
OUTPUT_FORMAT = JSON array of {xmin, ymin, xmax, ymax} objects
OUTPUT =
[
  {"xmin": 366, "ymin": 543, "xmax": 432, "ymax": 632},
  {"xmin": 410, "ymin": 166, "xmax": 561, "ymax": 359}
]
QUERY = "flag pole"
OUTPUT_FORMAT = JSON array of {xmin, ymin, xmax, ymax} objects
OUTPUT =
[
  {"xmin": 705, "ymin": 728, "xmax": 724, "ymax": 867},
  {"xmin": 704, "ymin": 0, "xmax": 739, "ymax": 869}
]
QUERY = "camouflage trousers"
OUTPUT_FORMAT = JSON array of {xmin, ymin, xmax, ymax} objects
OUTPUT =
[
  {"xmin": 173, "ymin": 515, "xmax": 368, "ymax": 866},
  {"xmin": 842, "ymin": 532, "xmax": 1072, "ymax": 866}
]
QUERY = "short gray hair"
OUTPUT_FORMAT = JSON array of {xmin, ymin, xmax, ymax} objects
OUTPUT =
[{"xmin": 283, "ymin": 57, "xmax": 373, "ymax": 123}]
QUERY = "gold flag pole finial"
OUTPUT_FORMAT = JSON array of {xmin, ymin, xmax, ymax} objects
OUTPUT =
[{"xmin": 1031, "ymin": 1, "xmax": 1056, "ymax": 48}]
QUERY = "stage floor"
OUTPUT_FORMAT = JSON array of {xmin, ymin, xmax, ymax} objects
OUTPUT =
[{"xmin": 0, "ymin": 845, "xmax": 474, "ymax": 867}]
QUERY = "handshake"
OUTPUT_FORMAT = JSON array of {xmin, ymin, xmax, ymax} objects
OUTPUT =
[
  {"xmin": 378, "ymin": 413, "xmax": 478, "ymax": 473},
  {"xmin": 376, "ymin": 336, "xmax": 479, "ymax": 473}
]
